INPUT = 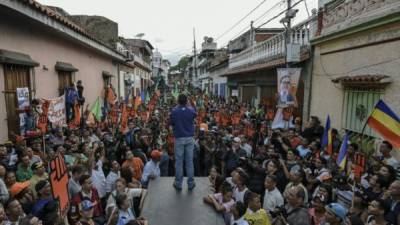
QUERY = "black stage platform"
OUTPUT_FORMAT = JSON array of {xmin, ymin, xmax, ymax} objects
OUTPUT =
[{"xmin": 141, "ymin": 177, "xmax": 225, "ymax": 225}]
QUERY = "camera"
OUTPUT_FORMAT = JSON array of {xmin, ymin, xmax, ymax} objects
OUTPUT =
[{"xmin": 270, "ymin": 205, "xmax": 287, "ymax": 218}]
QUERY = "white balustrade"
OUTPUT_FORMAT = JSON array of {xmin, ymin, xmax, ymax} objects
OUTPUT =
[{"xmin": 228, "ymin": 16, "xmax": 316, "ymax": 69}]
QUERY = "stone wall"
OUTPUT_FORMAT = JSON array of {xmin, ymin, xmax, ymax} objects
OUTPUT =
[{"xmin": 69, "ymin": 15, "xmax": 119, "ymax": 48}]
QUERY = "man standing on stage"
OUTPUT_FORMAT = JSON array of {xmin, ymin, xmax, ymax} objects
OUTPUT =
[{"xmin": 170, "ymin": 94, "xmax": 197, "ymax": 191}]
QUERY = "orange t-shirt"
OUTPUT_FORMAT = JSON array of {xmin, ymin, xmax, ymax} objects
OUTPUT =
[{"xmin": 122, "ymin": 157, "xmax": 144, "ymax": 180}]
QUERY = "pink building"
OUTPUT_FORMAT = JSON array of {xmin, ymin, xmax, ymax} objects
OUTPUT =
[{"xmin": 0, "ymin": 0, "xmax": 133, "ymax": 141}]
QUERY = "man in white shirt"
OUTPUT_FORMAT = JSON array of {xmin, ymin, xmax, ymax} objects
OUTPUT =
[
  {"xmin": 106, "ymin": 160, "xmax": 120, "ymax": 194},
  {"xmin": 91, "ymin": 157, "xmax": 107, "ymax": 200},
  {"xmin": 240, "ymin": 137, "xmax": 253, "ymax": 158},
  {"xmin": 263, "ymin": 175, "xmax": 284, "ymax": 215},
  {"xmin": 141, "ymin": 150, "xmax": 162, "ymax": 187},
  {"xmin": 379, "ymin": 141, "xmax": 399, "ymax": 168}
]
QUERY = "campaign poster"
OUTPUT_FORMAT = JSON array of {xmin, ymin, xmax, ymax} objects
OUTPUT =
[
  {"xmin": 47, "ymin": 96, "xmax": 66, "ymax": 127},
  {"xmin": 276, "ymin": 68, "xmax": 301, "ymax": 108},
  {"xmin": 16, "ymin": 87, "xmax": 29, "ymax": 135}
]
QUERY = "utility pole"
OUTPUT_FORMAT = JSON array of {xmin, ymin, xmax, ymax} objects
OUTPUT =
[
  {"xmin": 193, "ymin": 28, "xmax": 198, "ymax": 88},
  {"xmin": 286, "ymin": 0, "xmax": 292, "ymax": 68}
]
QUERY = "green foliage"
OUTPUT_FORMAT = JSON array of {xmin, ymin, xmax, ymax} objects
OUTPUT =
[{"xmin": 170, "ymin": 55, "xmax": 190, "ymax": 72}]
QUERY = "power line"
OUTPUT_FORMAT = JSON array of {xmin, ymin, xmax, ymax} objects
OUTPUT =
[
  {"xmin": 226, "ymin": 0, "xmax": 285, "ymax": 44},
  {"xmin": 215, "ymin": 0, "xmax": 268, "ymax": 41},
  {"xmin": 256, "ymin": 0, "xmax": 304, "ymax": 28},
  {"xmin": 220, "ymin": 0, "xmax": 302, "ymax": 48}
]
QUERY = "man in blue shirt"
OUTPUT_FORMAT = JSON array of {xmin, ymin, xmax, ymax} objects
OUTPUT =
[{"xmin": 170, "ymin": 94, "xmax": 197, "ymax": 191}]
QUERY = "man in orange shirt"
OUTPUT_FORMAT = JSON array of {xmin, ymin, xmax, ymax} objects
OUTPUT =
[{"xmin": 122, "ymin": 150, "xmax": 144, "ymax": 181}]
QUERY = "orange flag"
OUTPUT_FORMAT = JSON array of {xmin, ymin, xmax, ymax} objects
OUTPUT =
[
  {"xmin": 37, "ymin": 100, "xmax": 50, "ymax": 133},
  {"xmin": 106, "ymin": 87, "xmax": 116, "ymax": 105},
  {"xmin": 119, "ymin": 104, "xmax": 129, "ymax": 133},
  {"xmin": 68, "ymin": 102, "xmax": 81, "ymax": 129}
]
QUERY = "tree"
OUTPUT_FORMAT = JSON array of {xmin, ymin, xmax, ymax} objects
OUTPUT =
[{"xmin": 170, "ymin": 55, "xmax": 190, "ymax": 72}]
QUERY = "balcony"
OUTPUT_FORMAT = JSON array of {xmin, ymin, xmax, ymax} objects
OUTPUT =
[
  {"xmin": 133, "ymin": 54, "xmax": 151, "ymax": 70},
  {"xmin": 228, "ymin": 16, "xmax": 317, "ymax": 70}
]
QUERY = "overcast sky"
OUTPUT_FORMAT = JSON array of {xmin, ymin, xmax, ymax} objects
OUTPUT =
[{"xmin": 39, "ymin": 0, "xmax": 317, "ymax": 64}]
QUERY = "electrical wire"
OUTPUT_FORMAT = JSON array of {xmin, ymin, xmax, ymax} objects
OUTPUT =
[
  {"xmin": 219, "ymin": 0, "xmax": 286, "ymax": 48},
  {"xmin": 256, "ymin": 0, "xmax": 304, "ymax": 28},
  {"xmin": 215, "ymin": 0, "xmax": 268, "ymax": 41}
]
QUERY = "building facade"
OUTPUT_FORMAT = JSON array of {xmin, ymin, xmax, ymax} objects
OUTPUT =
[
  {"xmin": 309, "ymin": 0, "xmax": 400, "ymax": 147},
  {"xmin": 0, "ymin": 0, "xmax": 132, "ymax": 141}
]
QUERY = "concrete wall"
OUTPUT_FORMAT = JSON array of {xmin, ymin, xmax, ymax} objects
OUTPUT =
[
  {"xmin": 310, "ymin": 24, "xmax": 400, "ymax": 130},
  {"xmin": 0, "ymin": 13, "xmax": 118, "ymax": 141}
]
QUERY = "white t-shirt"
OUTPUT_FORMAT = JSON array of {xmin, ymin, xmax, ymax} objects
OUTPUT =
[
  {"xmin": 263, "ymin": 188, "xmax": 284, "ymax": 213},
  {"xmin": 234, "ymin": 187, "xmax": 248, "ymax": 203},
  {"xmin": 91, "ymin": 160, "xmax": 107, "ymax": 198},
  {"xmin": 230, "ymin": 216, "xmax": 249, "ymax": 225}
]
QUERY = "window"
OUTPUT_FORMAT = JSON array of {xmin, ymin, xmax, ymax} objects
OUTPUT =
[
  {"xmin": 343, "ymin": 89, "xmax": 381, "ymax": 137},
  {"xmin": 3, "ymin": 64, "xmax": 31, "ymax": 135},
  {"xmin": 220, "ymin": 83, "xmax": 226, "ymax": 97},
  {"xmin": 214, "ymin": 84, "xmax": 219, "ymax": 96},
  {"xmin": 58, "ymin": 71, "xmax": 73, "ymax": 96}
]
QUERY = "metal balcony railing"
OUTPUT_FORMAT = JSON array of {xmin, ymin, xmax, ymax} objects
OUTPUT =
[{"xmin": 228, "ymin": 16, "xmax": 317, "ymax": 69}]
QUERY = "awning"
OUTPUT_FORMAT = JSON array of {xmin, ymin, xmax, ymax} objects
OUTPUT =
[
  {"xmin": 331, "ymin": 75, "xmax": 392, "ymax": 88},
  {"xmin": 0, "ymin": 49, "xmax": 39, "ymax": 67},
  {"xmin": 102, "ymin": 71, "xmax": 114, "ymax": 78},
  {"xmin": 55, "ymin": 61, "xmax": 78, "ymax": 72}
]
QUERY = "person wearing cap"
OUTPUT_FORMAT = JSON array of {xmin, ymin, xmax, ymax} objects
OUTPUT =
[
  {"xmin": 141, "ymin": 150, "xmax": 162, "ymax": 188},
  {"xmin": 16, "ymin": 153, "xmax": 33, "ymax": 182},
  {"xmin": 170, "ymin": 94, "xmax": 197, "ymax": 191},
  {"xmin": 31, "ymin": 180, "xmax": 53, "ymax": 217},
  {"xmin": 69, "ymin": 174, "xmax": 104, "ymax": 225},
  {"xmin": 9, "ymin": 180, "xmax": 30, "ymax": 198},
  {"xmin": 29, "ymin": 161, "xmax": 49, "ymax": 197},
  {"xmin": 78, "ymin": 200, "xmax": 96, "ymax": 225},
  {"xmin": 324, "ymin": 202, "xmax": 348, "ymax": 225}
]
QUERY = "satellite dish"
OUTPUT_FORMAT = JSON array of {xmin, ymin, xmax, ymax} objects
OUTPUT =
[{"xmin": 135, "ymin": 33, "xmax": 145, "ymax": 38}]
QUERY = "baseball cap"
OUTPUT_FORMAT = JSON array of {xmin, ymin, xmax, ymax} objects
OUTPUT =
[
  {"xmin": 80, "ymin": 200, "xmax": 96, "ymax": 211},
  {"xmin": 35, "ymin": 180, "xmax": 50, "ymax": 193},
  {"xmin": 151, "ymin": 150, "xmax": 162, "ymax": 160},
  {"xmin": 10, "ymin": 181, "xmax": 30, "ymax": 197},
  {"xmin": 325, "ymin": 203, "xmax": 348, "ymax": 221},
  {"xmin": 31, "ymin": 161, "xmax": 44, "ymax": 171}
]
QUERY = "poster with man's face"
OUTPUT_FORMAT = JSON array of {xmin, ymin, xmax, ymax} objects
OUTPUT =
[{"xmin": 277, "ymin": 68, "xmax": 301, "ymax": 107}]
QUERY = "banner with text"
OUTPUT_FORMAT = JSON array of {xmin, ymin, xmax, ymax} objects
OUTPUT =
[{"xmin": 47, "ymin": 95, "xmax": 66, "ymax": 127}]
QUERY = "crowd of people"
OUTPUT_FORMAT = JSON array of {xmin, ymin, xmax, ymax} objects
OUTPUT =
[{"xmin": 0, "ymin": 82, "xmax": 399, "ymax": 225}]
